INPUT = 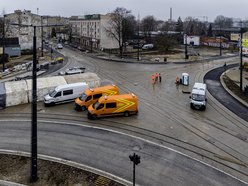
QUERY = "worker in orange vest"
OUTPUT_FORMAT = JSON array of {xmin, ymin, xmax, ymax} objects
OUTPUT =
[{"xmin": 176, "ymin": 76, "xmax": 180, "ymax": 84}]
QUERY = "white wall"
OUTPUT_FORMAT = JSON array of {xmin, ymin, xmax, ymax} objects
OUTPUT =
[{"xmin": 4, "ymin": 73, "xmax": 101, "ymax": 107}]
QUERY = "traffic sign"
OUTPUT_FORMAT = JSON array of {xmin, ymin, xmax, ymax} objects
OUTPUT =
[{"xmin": 242, "ymin": 39, "xmax": 248, "ymax": 47}]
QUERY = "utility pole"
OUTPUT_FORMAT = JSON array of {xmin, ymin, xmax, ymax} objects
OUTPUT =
[
  {"xmin": 240, "ymin": 23, "xmax": 243, "ymax": 93},
  {"xmin": 184, "ymin": 34, "xmax": 188, "ymax": 59},
  {"xmin": 31, "ymin": 25, "xmax": 38, "ymax": 182},
  {"xmin": 219, "ymin": 25, "xmax": 222, "ymax": 56},
  {"xmin": 1, "ymin": 15, "xmax": 5, "ymax": 72},
  {"xmin": 10, "ymin": 22, "xmax": 64, "ymax": 183},
  {"xmin": 137, "ymin": 14, "xmax": 140, "ymax": 61},
  {"xmin": 41, "ymin": 16, "xmax": 44, "ymax": 57},
  {"xmin": 129, "ymin": 153, "xmax": 141, "ymax": 186}
]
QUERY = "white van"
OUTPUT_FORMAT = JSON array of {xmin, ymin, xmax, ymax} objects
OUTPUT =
[
  {"xmin": 189, "ymin": 82, "xmax": 207, "ymax": 110},
  {"xmin": 142, "ymin": 44, "xmax": 154, "ymax": 50},
  {"xmin": 44, "ymin": 82, "xmax": 89, "ymax": 106}
]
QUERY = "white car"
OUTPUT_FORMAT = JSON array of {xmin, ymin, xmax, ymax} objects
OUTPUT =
[
  {"xmin": 57, "ymin": 43, "xmax": 63, "ymax": 49},
  {"xmin": 65, "ymin": 67, "xmax": 85, "ymax": 75}
]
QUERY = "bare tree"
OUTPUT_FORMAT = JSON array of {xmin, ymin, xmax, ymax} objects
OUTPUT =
[
  {"xmin": 105, "ymin": 7, "xmax": 135, "ymax": 58},
  {"xmin": 184, "ymin": 17, "xmax": 207, "ymax": 36},
  {"xmin": 141, "ymin": 15, "xmax": 157, "ymax": 38},
  {"xmin": 214, "ymin": 15, "xmax": 233, "ymax": 28},
  {"xmin": 154, "ymin": 33, "xmax": 178, "ymax": 51}
]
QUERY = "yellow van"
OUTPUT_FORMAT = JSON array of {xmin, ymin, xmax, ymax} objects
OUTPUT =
[
  {"xmin": 75, "ymin": 84, "xmax": 119, "ymax": 111},
  {"xmin": 87, "ymin": 93, "xmax": 138, "ymax": 119}
]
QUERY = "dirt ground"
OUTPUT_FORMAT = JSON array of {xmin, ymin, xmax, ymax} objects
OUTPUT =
[
  {"xmin": 223, "ymin": 75, "xmax": 248, "ymax": 104},
  {"xmin": 0, "ymin": 154, "xmax": 124, "ymax": 186}
]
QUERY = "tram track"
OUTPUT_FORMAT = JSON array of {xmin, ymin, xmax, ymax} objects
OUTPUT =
[{"xmin": 1, "ymin": 111, "xmax": 248, "ymax": 180}]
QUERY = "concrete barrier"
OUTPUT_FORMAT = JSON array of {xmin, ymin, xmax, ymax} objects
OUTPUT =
[
  {"xmin": 0, "ymin": 83, "xmax": 6, "ymax": 109},
  {"xmin": 26, "ymin": 76, "xmax": 67, "ymax": 102},
  {"xmin": 1, "ymin": 73, "xmax": 101, "ymax": 107},
  {"xmin": 5, "ymin": 80, "xmax": 28, "ymax": 107}
]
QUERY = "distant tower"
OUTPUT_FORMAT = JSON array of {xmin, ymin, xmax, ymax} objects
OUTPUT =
[{"xmin": 169, "ymin": 7, "xmax": 172, "ymax": 22}]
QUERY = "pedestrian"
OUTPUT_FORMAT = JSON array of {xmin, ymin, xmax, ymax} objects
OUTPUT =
[
  {"xmin": 155, "ymin": 73, "xmax": 159, "ymax": 82},
  {"xmin": 159, "ymin": 73, "xmax": 162, "ymax": 83},
  {"xmin": 175, "ymin": 76, "xmax": 180, "ymax": 85},
  {"xmin": 152, "ymin": 74, "xmax": 156, "ymax": 89}
]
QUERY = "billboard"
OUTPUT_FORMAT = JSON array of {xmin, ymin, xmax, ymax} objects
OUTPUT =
[
  {"xmin": 183, "ymin": 35, "xmax": 200, "ymax": 46},
  {"xmin": 231, "ymin": 33, "xmax": 240, "ymax": 41}
]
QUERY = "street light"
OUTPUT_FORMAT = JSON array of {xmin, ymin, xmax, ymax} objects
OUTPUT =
[
  {"xmin": 41, "ymin": 16, "xmax": 44, "ymax": 57},
  {"xmin": 1, "ymin": 15, "xmax": 6, "ymax": 72},
  {"xmin": 129, "ymin": 153, "xmax": 141, "ymax": 186},
  {"xmin": 137, "ymin": 14, "xmax": 140, "ymax": 61},
  {"xmin": 10, "ymin": 22, "xmax": 63, "ymax": 183},
  {"xmin": 219, "ymin": 25, "xmax": 222, "ymax": 56},
  {"xmin": 184, "ymin": 34, "xmax": 188, "ymax": 59},
  {"xmin": 240, "ymin": 23, "xmax": 243, "ymax": 93}
]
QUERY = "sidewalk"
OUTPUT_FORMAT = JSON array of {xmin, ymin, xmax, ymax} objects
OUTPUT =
[{"xmin": 221, "ymin": 67, "xmax": 248, "ymax": 107}]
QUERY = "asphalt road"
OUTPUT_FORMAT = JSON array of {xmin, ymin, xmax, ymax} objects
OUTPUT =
[
  {"xmin": 204, "ymin": 64, "xmax": 248, "ymax": 121},
  {"xmin": 0, "ymin": 120, "xmax": 247, "ymax": 186},
  {"xmin": 1, "ymin": 47, "xmax": 248, "ymax": 185}
]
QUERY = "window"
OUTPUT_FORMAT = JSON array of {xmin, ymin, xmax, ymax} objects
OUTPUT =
[
  {"xmin": 93, "ymin": 93, "xmax": 102, "ymax": 100},
  {"xmin": 54, "ymin": 91, "xmax": 61, "ymax": 97},
  {"xmin": 106, "ymin": 102, "xmax": 116, "ymax": 109},
  {"xmin": 85, "ymin": 95, "xmax": 92, "ymax": 102},
  {"xmin": 63, "ymin": 89, "xmax": 73, "ymax": 96},
  {"xmin": 96, "ymin": 103, "xmax": 104, "ymax": 110}
]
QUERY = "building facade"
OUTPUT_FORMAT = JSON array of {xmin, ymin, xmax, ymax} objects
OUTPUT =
[
  {"xmin": 69, "ymin": 14, "xmax": 118, "ymax": 50},
  {"xmin": 5, "ymin": 10, "xmax": 42, "ymax": 50}
]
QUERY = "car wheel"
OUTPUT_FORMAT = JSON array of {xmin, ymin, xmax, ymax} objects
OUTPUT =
[
  {"xmin": 75, "ymin": 105, "xmax": 82, "ymax": 111},
  {"xmin": 91, "ymin": 114, "xmax": 97, "ymax": 120},
  {"xmin": 190, "ymin": 103, "xmax": 194, "ymax": 109},
  {"xmin": 124, "ymin": 111, "xmax": 129, "ymax": 117},
  {"xmin": 81, "ymin": 106, "xmax": 87, "ymax": 111}
]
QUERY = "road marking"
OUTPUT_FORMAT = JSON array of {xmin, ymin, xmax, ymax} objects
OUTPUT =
[{"xmin": 1, "ymin": 119, "xmax": 248, "ymax": 185}]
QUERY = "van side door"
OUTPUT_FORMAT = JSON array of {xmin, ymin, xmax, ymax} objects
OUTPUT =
[
  {"xmin": 105, "ymin": 102, "xmax": 117, "ymax": 116},
  {"xmin": 62, "ymin": 89, "xmax": 73, "ymax": 101}
]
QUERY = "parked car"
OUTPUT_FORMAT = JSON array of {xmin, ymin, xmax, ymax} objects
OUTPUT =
[
  {"xmin": 56, "ymin": 57, "xmax": 64, "ymax": 63},
  {"xmin": 57, "ymin": 43, "xmax": 63, "ymax": 49},
  {"xmin": 142, "ymin": 44, "xmax": 154, "ymax": 50},
  {"xmin": 65, "ymin": 67, "xmax": 85, "ymax": 75}
]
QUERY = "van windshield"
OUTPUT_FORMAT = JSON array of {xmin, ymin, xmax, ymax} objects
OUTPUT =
[
  {"xmin": 192, "ymin": 94, "xmax": 205, "ymax": 101},
  {"xmin": 93, "ymin": 101, "xmax": 100, "ymax": 109},
  {"xmin": 49, "ymin": 90, "xmax": 57, "ymax": 97},
  {"xmin": 79, "ymin": 93, "xmax": 87, "ymax": 101}
]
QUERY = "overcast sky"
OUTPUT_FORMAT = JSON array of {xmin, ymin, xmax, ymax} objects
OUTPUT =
[{"xmin": 1, "ymin": 0, "xmax": 248, "ymax": 22}]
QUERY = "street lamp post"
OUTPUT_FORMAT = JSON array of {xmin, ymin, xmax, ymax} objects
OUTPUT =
[
  {"xmin": 219, "ymin": 25, "xmax": 222, "ymax": 56},
  {"xmin": 184, "ymin": 34, "xmax": 188, "ymax": 59},
  {"xmin": 137, "ymin": 14, "xmax": 140, "ymax": 61},
  {"xmin": 1, "ymin": 15, "xmax": 6, "ymax": 72},
  {"xmin": 240, "ymin": 24, "xmax": 243, "ymax": 93},
  {"xmin": 31, "ymin": 25, "xmax": 38, "ymax": 182},
  {"xmin": 41, "ymin": 16, "xmax": 44, "ymax": 57},
  {"xmin": 10, "ymin": 22, "xmax": 63, "ymax": 183}
]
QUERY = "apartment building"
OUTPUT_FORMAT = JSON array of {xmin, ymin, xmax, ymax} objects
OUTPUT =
[
  {"xmin": 69, "ymin": 14, "xmax": 118, "ymax": 50},
  {"xmin": 5, "ymin": 10, "xmax": 43, "ymax": 50}
]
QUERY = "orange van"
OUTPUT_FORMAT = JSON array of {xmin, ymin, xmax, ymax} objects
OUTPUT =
[
  {"xmin": 75, "ymin": 84, "xmax": 119, "ymax": 111},
  {"xmin": 87, "ymin": 93, "xmax": 138, "ymax": 119}
]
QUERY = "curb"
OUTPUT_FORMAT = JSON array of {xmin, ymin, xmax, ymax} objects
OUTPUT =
[
  {"xmin": 93, "ymin": 54, "xmax": 237, "ymax": 65},
  {"xmin": 0, "ymin": 150, "xmax": 132, "ymax": 186},
  {"xmin": 220, "ymin": 71, "xmax": 248, "ymax": 108}
]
